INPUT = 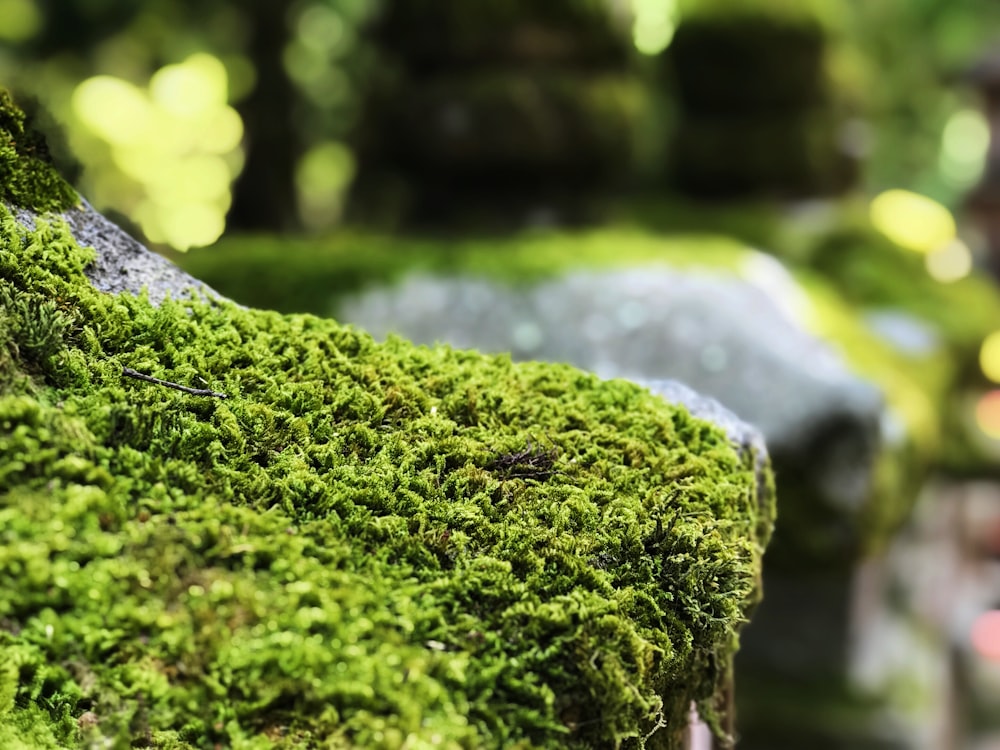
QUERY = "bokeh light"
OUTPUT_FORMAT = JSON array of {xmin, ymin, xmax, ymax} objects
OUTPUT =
[
  {"xmin": 975, "ymin": 390, "xmax": 1000, "ymax": 438},
  {"xmin": 149, "ymin": 53, "xmax": 228, "ymax": 120},
  {"xmin": 0, "ymin": 0, "xmax": 40, "ymax": 41},
  {"xmin": 73, "ymin": 77, "xmax": 153, "ymax": 146},
  {"xmin": 70, "ymin": 54, "xmax": 244, "ymax": 251},
  {"xmin": 295, "ymin": 141, "xmax": 356, "ymax": 230},
  {"xmin": 869, "ymin": 189, "xmax": 956, "ymax": 254},
  {"xmin": 632, "ymin": 0, "xmax": 678, "ymax": 55},
  {"xmin": 940, "ymin": 108, "xmax": 989, "ymax": 188},
  {"xmin": 972, "ymin": 610, "xmax": 1000, "ymax": 660},
  {"xmin": 925, "ymin": 238, "xmax": 973, "ymax": 283},
  {"xmin": 981, "ymin": 333, "xmax": 1000, "ymax": 384}
]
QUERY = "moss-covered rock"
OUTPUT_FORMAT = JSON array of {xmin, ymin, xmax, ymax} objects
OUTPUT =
[
  {"xmin": 0, "ymin": 90, "xmax": 78, "ymax": 214},
  {"xmin": 668, "ymin": 16, "xmax": 828, "ymax": 115},
  {"xmin": 669, "ymin": 111, "xmax": 851, "ymax": 198},
  {"xmin": 177, "ymin": 230, "xmax": 940, "ymax": 566},
  {"xmin": 0, "ymin": 91, "xmax": 773, "ymax": 748}
]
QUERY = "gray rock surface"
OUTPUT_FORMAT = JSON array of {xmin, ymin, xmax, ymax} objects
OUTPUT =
[
  {"xmin": 338, "ymin": 258, "xmax": 885, "ymax": 525},
  {"xmin": 10, "ymin": 199, "xmax": 222, "ymax": 307}
]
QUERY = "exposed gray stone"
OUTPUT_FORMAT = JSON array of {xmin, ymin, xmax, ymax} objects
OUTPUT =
[{"xmin": 10, "ymin": 199, "xmax": 223, "ymax": 307}]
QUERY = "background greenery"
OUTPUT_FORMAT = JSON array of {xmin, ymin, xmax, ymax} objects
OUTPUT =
[{"xmin": 2, "ymin": 0, "xmax": 999, "ymax": 247}]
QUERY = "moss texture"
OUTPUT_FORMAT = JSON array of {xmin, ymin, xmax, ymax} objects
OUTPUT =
[
  {"xmin": 176, "ymin": 230, "xmax": 945, "ymax": 566},
  {"xmin": 0, "ymin": 96, "xmax": 773, "ymax": 748},
  {"xmin": 0, "ymin": 91, "xmax": 78, "ymax": 214}
]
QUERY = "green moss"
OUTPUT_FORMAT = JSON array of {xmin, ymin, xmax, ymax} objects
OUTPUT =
[
  {"xmin": 0, "ymin": 202, "xmax": 771, "ymax": 747},
  {"xmin": 174, "ymin": 229, "xmax": 749, "ymax": 316},
  {"xmin": 180, "ymin": 228, "xmax": 952, "ymax": 566},
  {"xmin": 0, "ymin": 90, "xmax": 78, "ymax": 213}
]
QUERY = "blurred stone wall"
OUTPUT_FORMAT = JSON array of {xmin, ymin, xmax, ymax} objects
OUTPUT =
[{"xmin": 349, "ymin": 0, "xmax": 644, "ymax": 228}]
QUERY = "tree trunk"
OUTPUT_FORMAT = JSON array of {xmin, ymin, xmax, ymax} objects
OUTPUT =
[{"xmin": 228, "ymin": 1, "xmax": 299, "ymax": 231}]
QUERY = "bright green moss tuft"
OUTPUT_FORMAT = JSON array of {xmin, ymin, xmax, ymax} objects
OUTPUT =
[
  {"xmin": 0, "ymin": 91, "xmax": 78, "ymax": 213},
  {"xmin": 0, "ymin": 204, "xmax": 772, "ymax": 748}
]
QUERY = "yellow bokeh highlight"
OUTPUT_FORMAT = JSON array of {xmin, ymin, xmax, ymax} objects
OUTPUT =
[
  {"xmin": 72, "ymin": 77, "xmax": 153, "ymax": 146},
  {"xmin": 150, "ymin": 53, "xmax": 228, "ymax": 120},
  {"xmin": 71, "ymin": 54, "xmax": 244, "ymax": 251},
  {"xmin": 981, "ymin": 331, "xmax": 1000, "ymax": 384},
  {"xmin": 632, "ymin": 0, "xmax": 678, "ymax": 55},
  {"xmin": 976, "ymin": 390, "xmax": 1000, "ymax": 439},
  {"xmin": 940, "ymin": 109, "xmax": 989, "ymax": 186},
  {"xmin": 295, "ymin": 141, "xmax": 356, "ymax": 230},
  {"xmin": 925, "ymin": 239, "xmax": 973, "ymax": 283},
  {"xmin": 0, "ymin": 0, "xmax": 41, "ymax": 40},
  {"xmin": 869, "ymin": 189, "xmax": 957, "ymax": 254}
]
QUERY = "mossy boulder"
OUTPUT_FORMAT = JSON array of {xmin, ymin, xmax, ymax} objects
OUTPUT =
[
  {"xmin": 363, "ymin": 73, "xmax": 643, "ymax": 181},
  {"xmin": 178, "ymin": 231, "xmax": 935, "ymax": 564},
  {"xmin": 175, "ymin": 228, "xmax": 942, "ymax": 747},
  {"xmin": 0, "ymin": 90, "xmax": 78, "ymax": 214},
  {"xmin": 668, "ymin": 111, "xmax": 851, "ymax": 198},
  {"xmin": 0, "ymin": 92, "xmax": 774, "ymax": 748},
  {"xmin": 668, "ymin": 15, "xmax": 828, "ymax": 115}
]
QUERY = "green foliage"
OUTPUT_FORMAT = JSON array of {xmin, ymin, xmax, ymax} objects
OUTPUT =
[
  {"xmin": 0, "ymin": 90, "xmax": 77, "ymax": 213},
  {"xmin": 0, "ymin": 201, "xmax": 772, "ymax": 748},
  {"xmin": 176, "ymin": 229, "xmax": 748, "ymax": 316}
]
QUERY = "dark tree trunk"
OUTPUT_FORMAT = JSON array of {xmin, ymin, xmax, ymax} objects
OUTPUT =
[{"xmin": 228, "ymin": 1, "xmax": 299, "ymax": 231}]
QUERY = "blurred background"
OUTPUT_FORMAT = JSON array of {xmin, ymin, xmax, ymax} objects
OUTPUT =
[{"xmin": 9, "ymin": 0, "xmax": 1000, "ymax": 747}]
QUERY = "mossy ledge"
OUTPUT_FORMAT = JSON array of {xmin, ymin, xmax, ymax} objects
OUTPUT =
[
  {"xmin": 0, "ymin": 102, "xmax": 773, "ymax": 749},
  {"xmin": 0, "ymin": 90, "xmax": 78, "ymax": 214}
]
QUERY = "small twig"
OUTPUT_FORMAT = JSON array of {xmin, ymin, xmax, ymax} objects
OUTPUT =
[
  {"xmin": 121, "ymin": 366, "xmax": 228, "ymax": 399},
  {"xmin": 487, "ymin": 437, "xmax": 559, "ymax": 480}
]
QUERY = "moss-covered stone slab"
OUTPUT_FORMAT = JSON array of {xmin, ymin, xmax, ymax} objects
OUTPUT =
[
  {"xmin": 363, "ymin": 73, "xmax": 644, "ymax": 180},
  {"xmin": 325, "ymin": 247, "xmax": 941, "ymax": 749},
  {"xmin": 336, "ymin": 262, "xmax": 900, "ymax": 564},
  {"xmin": 0, "ymin": 92, "xmax": 773, "ymax": 749}
]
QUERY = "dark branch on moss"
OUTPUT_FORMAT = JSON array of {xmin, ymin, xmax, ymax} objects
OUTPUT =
[
  {"xmin": 121, "ymin": 366, "xmax": 228, "ymax": 399},
  {"xmin": 487, "ymin": 438, "xmax": 559, "ymax": 480}
]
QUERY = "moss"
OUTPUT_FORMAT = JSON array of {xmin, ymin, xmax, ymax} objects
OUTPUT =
[
  {"xmin": 0, "ymin": 90, "xmax": 78, "ymax": 214},
  {"xmin": 173, "ymin": 229, "xmax": 749, "ymax": 317},
  {"xmin": 0, "ymin": 199, "xmax": 771, "ymax": 747},
  {"xmin": 179, "ymin": 228, "xmax": 953, "ymax": 567}
]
